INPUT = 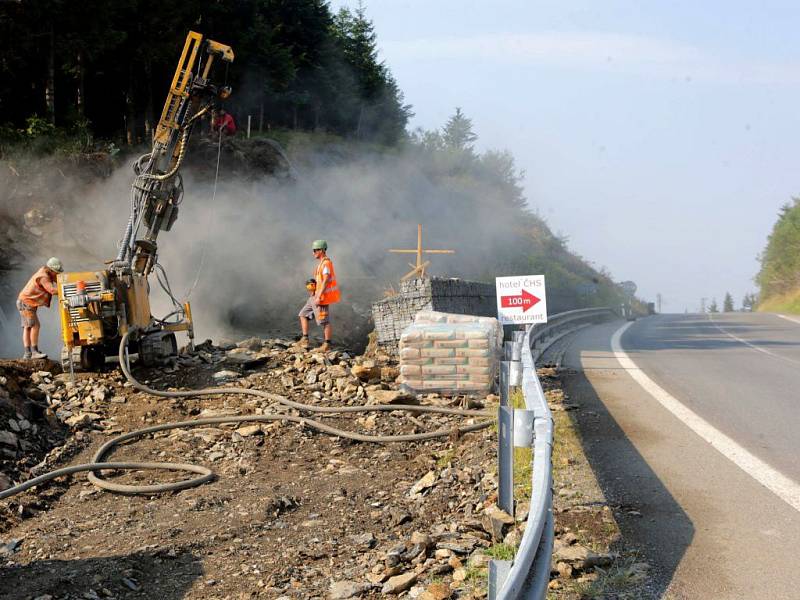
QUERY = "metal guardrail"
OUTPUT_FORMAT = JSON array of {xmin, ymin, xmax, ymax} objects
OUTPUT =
[{"xmin": 490, "ymin": 307, "xmax": 617, "ymax": 599}]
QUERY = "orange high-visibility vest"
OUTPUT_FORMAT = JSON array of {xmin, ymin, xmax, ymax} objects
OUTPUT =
[
  {"xmin": 315, "ymin": 257, "xmax": 341, "ymax": 304},
  {"xmin": 18, "ymin": 267, "xmax": 56, "ymax": 308}
]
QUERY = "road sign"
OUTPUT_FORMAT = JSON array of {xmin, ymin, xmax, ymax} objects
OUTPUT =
[
  {"xmin": 620, "ymin": 280, "xmax": 637, "ymax": 296},
  {"xmin": 495, "ymin": 275, "xmax": 547, "ymax": 324}
]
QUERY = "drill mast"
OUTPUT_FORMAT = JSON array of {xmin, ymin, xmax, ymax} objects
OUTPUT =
[{"xmin": 117, "ymin": 31, "xmax": 234, "ymax": 277}]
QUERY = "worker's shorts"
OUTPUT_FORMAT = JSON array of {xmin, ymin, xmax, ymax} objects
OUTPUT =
[
  {"xmin": 298, "ymin": 297, "xmax": 330, "ymax": 326},
  {"xmin": 16, "ymin": 299, "xmax": 39, "ymax": 328}
]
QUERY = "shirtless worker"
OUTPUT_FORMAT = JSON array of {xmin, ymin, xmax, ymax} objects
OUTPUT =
[
  {"xmin": 17, "ymin": 257, "xmax": 63, "ymax": 359},
  {"xmin": 297, "ymin": 240, "xmax": 340, "ymax": 351}
]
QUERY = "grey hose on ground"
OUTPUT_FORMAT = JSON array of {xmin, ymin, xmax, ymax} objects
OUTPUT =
[{"xmin": 0, "ymin": 332, "xmax": 493, "ymax": 500}]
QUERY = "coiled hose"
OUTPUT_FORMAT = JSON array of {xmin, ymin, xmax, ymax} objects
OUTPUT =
[{"xmin": 0, "ymin": 332, "xmax": 493, "ymax": 500}]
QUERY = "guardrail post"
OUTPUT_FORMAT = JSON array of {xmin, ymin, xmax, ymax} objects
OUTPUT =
[
  {"xmin": 499, "ymin": 361, "xmax": 510, "ymax": 407},
  {"xmin": 489, "ymin": 558, "xmax": 512, "ymax": 599},
  {"xmin": 498, "ymin": 334, "xmax": 524, "ymax": 520},
  {"xmin": 497, "ymin": 403, "xmax": 514, "ymax": 516}
]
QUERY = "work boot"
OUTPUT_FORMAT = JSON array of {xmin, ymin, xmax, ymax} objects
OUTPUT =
[{"xmin": 31, "ymin": 351, "xmax": 47, "ymax": 360}]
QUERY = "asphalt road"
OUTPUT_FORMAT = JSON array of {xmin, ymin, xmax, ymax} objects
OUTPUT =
[{"xmin": 560, "ymin": 313, "xmax": 800, "ymax": 599}]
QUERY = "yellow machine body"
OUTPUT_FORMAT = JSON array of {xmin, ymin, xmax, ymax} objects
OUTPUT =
[
  {"xmin": 57, "ymin": 268, "xmax": 194, "ymax": 369},
  {"xmin": 58, "ymin": 271, "xmax": 110, "ymax": 348},
  {"xmin": 56, "ymin": 30, "xmax": 231, "ymax": 371}
]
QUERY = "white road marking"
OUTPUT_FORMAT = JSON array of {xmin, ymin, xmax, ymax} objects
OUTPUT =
[
  {"xmin": 708, "ymin": 313, "xmax": 800, "ymax": 367},
  {"xmin": 611, "ymin": 321, "xmax": 800, "ymax": 514},
  {"xmin": 777, "ymin": 313, "xmax": 800, "ymax": 325}
]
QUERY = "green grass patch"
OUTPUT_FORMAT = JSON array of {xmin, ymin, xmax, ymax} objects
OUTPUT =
[
  {"xmin": 485, "ymin": 543, "xmax": 517, "ymax": 561},
  {"xmin": 435, "ymin": 448, "xmax": 456, "ymax": 468},
  {"xmin": 464, "ymin": 565, "xmax": 487, "ymax": 583},
  {"xmin": 552, "ymin": 408, "xmax": 584, "ymax": 479},
  {"xmin": 507, "ymin": 389, "xmax": 534, "ymax": 502},
  {"xmin": 758, "ymin": 288, "xmax": 800, "ymax": 314}
]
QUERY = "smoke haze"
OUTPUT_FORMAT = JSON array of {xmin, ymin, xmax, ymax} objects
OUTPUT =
[{"xmin": 1, "ymin": 136, "xmax": 605, "ymax": 359}]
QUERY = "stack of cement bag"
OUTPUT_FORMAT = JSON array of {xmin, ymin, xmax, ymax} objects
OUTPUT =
[{"xmin": 399, "ymin": 311, "xmax": 503, "ymax": 395}]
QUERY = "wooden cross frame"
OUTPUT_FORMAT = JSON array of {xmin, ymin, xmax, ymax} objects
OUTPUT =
[{"xmin": 388, "ymin": 224, "xmax": 455, "ymax": 281}]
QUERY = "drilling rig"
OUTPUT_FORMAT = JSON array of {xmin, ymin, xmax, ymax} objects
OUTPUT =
[{"xmin": 56, "ymin": 31, "xmax": 234, "ymax": 371}]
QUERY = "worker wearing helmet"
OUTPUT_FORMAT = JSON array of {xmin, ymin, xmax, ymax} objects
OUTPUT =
[
  {"xmin": 297, "ymin": 240, "xmax": 341, "ymax": 351},
  {"xmin": 16, "ymin": 257, "xmax": 63, "ymax": 360}
]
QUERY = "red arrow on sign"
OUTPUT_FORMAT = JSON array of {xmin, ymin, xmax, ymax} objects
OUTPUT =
[{"xmin": 500, "ymin": 288, "xmax": 541, "ymax": 312}]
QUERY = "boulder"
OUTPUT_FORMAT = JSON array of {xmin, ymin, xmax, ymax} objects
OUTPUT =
[
  {"xmin": 420, "ymin": 582, "xmax": 451, "ymax": 600},
  {"xmin": 367, "ymin": 389, "xmax": 418, "ymax": 406},
  {"xmin": 552, "ymin": 541, "xmax": 614, "ymax": 571},
  {"xmin": 0, "ymin": 430, "xmax": 19, "ymax": 446},
  {"xmin": 482, "ymin": 506, "xmax": 515, "ymax": 541},
  {"xmin": 381, "ymin": 572, "xmax": 417, "ymax": 595},
  {"xmin": 380, "ymin": 366, "xmax": 400, "ymax": 381},
  {"xmin": 351, "ymin": 364, "xmax": 382, "ymax": 381},
  {"xmin": 237, "ymin": 337, "xmax": 264, "ymax": 351},
  {"xmin": 213, "ymin": 370, "xmax": 240, "ymax": 382},
  {"xmin": 409, "ymin": 471, "xmax": 437, "ymax": 496},
  {"xmin": 236, "ymin": 424, "xmax": 263, "ymax": 437},
  {"xmin": 328, "ymin": 580, "xmax": 368, "ymax": 599}
]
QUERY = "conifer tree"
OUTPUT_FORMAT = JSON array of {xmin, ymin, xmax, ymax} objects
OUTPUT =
[{"xmin": 723, "ymin": 292, "xmax": 734, "ymax": 312}]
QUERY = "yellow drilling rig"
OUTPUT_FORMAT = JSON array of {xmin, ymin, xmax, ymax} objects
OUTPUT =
[{"xmin": 57, "ymin": 31, "xmax": 234, "ymax": 371}]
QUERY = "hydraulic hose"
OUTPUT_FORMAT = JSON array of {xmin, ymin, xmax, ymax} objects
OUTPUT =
[
  {"xmin": 0, "ymin": 332, "xmax": 493, "ymax": 500},
  {"xmin": 140, "ymin": 107, "xmax": 209, "ymax": 183}
]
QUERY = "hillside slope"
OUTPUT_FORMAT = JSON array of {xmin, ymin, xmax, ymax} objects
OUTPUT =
[{"xmin": 0, "ymin": 133, "xmax": 627, "ymax": 356}]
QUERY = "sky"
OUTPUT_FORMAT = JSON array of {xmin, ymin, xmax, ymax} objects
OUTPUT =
[{"xmin": 331, "ymin": 0, "xmax": 800, "ymax": 312}]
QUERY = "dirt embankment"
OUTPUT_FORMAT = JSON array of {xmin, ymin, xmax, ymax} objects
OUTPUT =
[{"xmin": 1, "ymin": 337, "xmax": 506, "ymax": 599}]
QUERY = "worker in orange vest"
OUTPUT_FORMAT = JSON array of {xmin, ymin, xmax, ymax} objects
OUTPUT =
[
  {"xmin": 16, "ymin": 257, "xmax": 63, "ymax": 360},
  {"xmin": 297, "ymin": 240, "xmax": 340, "ymax": 351}
]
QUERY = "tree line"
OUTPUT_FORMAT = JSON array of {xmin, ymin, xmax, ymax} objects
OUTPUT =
[
  {"xmin": 0, "ymin": 0, "xmax": 411, "ymax": 146},
  {"xmin": 756, "ymin": 198, "xmax": 800, "ymax": 305},
  {"xmin": 407, "ymin": 109, "xmax": 628, "ymax": 311},
  {"xmin": 703, "ymin": 292, "xmax": 754, "ymax": 313}
]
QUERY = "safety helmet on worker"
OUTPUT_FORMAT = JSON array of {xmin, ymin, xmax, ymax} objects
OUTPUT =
[
  {"xmin": 46, "ymin": 257, "xmax": 63, "ymax": 273},
  {"xmin": 312, "ymin": 239, "xmax": 328, "ymax": 251}
]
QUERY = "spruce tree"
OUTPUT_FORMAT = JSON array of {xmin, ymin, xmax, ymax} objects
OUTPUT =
[{"xmin": 723, "ymin": 292, "xmax": 734, "ymax": 312}]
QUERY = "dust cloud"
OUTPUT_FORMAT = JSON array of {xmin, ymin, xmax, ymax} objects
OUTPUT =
[{"xmin": 0, "ymin": 141, "xmax": 532, "ymax": 358}]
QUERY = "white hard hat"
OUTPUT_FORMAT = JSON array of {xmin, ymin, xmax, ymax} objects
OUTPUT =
[{"xmin": 46, "ymin": 257, "xmax": 63, "ymax": 273}]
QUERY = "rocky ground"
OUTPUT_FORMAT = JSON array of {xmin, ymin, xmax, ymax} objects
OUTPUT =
[
  {"xmin": 0, "ymin": 335, "xmax": 652, "ymax": 600},
  {"xmin": 0, "ymin": 337, "xmax": 498, "ymax": 600}
]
